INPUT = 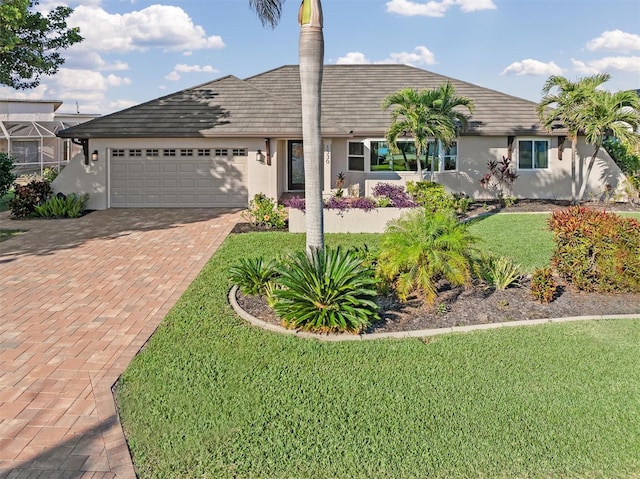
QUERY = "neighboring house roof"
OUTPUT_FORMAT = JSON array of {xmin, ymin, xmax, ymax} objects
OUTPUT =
[{"xmin": 59, "ymin": 64, "xmax": 553, "ymax": 139}]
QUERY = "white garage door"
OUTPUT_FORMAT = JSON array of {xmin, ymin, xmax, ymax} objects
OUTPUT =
[{"xmin": 110, "ymin": 147, "xmax": 248, "ymax": 207}]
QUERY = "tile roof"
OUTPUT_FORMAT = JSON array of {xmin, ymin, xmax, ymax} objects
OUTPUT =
[{"xmin": 59, "ymin": 64, "xmax": 553, "ymax": 139}]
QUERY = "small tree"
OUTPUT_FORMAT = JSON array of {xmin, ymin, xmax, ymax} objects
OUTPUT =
[
  {"xmin": 0, "ymin": 0, "xmax": 83, "ymax": 89},
  {"xmin": 0, "ymin": 153, "xmax": 16, "ymax": 197}
]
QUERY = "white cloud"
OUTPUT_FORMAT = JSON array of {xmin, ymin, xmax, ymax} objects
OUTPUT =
[
  {"xmin": 457, "ymin": 0, "xmax": 497, "ymax": 12},
  {"xmin": 165, "ymin": 64, "xmax": 218, "ymax": 81},
  {"xmin": 336, "ymin": 52, "xmax": 371, "ymax": 64},
  {"xmin": 337, "ymin": 46, "xmax": 436, "ymax": 66},
  {"xmin": 383, "ymin": 46, "xmax": 436, "ymax": 65},
  {"xmin": 108, "ymin": 99, "xmax": 138, "ymax": 111},
  {"xmin": 68, "ymin": 4, "xmax": 225, "ymax": 53},
  {"xmin": 573, "ymin": 56, "xmax": 640, "ymax": 74},
  {"xmin": 0, "ymin": 84, "xmax": 49, "ymax": 100},
  {"xmin": 587, "ymin": 30, "xmax": 640, "ymax": 53},
  {"xmin": 386, "ymin": 0, "xmax": 496, "ymax": 17},
  {"xmin": 47, "ymin": 69, "xmax": 131, "ymax": 92},
  {"xmin": 501, "ymin": 59, "xmax": 564, "ymax": 76},
  {"xmin": 174, "ymin": 64, "xmax": 217, "ymax": 73},
  {"xmin": 64, "ymin": 51, "xmax": 129, "ymax": 72}
]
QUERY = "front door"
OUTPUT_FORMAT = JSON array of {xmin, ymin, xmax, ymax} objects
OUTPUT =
[{"xmin": 288, "ymin": 140, "xmax": 304, "ymax": 191}]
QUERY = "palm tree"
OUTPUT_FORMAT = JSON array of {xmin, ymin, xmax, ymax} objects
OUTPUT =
[
  {"xmin": 376, "ymin": 209, "xmax": 478, "ymax": 305},
  {"xmin": 576, "ymin": 88, "xmax": 640, "ymax": 202},
  {"xmin": 250, "ymin": 0, "xmax": 324, "ymax": 251},
  {"xmin": 382, "ymin": 82, "xmax": 474, "ymax": 179},
  {"xmin": 536, "ymin": 73, "xmax": 610, "ymax": 204}
]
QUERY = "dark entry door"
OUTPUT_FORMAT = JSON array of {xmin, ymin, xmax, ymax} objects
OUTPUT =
[{"xmin": 288, "ymin": 140, "xmax": 304, "ymax": 191}]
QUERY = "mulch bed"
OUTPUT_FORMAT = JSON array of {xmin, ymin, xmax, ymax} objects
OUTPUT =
[
  {"xmin": 231, "ymin": 199, "xmax": 640, "ymax": 335},
  {"xmin": 235, "ymin": 279, "xmax": 640, "ymax": 335}
]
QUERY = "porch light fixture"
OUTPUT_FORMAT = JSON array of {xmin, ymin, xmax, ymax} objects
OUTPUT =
[
  {"xmin": 256, "ymin": 149, "xmax": 264, "ymax": 163},
  {"xmin": 91, "ymin": 150, "xmax": 99, "ymax": 162}
]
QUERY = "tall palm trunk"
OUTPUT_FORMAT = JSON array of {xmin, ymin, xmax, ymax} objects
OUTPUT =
[
  {"xmin": 299, "ymin": 0, "xmax": 324, "ymax": 251},
  {"xmin": 576, "ymin": 145, "xmax": 601, "ymax": 203},
  {"xmin": 570, "ymin": 137, "xmax": 577, "ymax": 204}
]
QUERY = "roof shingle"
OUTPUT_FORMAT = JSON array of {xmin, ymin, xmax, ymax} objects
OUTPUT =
[{"xmin": 59, "ymin": 65, "xmax": 553, "ymax": 139}]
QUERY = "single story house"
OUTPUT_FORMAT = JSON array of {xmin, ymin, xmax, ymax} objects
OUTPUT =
[
  {"xmin": 1, "ymin": 99, "xmax": 98, "ymax": 176},
  {"xmin": 56, "ymin": 64, "xmax": 627, "ymax": 210}
]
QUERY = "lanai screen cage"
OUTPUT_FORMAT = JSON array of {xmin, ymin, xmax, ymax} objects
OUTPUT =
[{"xmin": 0, "ymin": 120, "xmax": 82, "ymax": 176}]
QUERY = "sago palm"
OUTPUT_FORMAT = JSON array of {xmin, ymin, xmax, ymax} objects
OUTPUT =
[
  {"xmin": 377, "ymin": 209, "xmax": 478, "ymax": 304},
  {"xmin": 250, "ymin": 0, "xmax": 325, "ymax": 251}
]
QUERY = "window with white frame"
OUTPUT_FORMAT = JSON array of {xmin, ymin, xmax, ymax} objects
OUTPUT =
[
  {"xmin": 163, "ymin": 149, "xmax": 176, "ymax": 157},
  {"xmin": 197, "ymin": 149, "xmax": 211, "ymax": 157},
  {"xmin": 215, "ymin": 148, "xmax": 227, "ymax": 156},
  {"xmin": 348, "ymin": 142, "xmax": 365, "ymax": 171},
  {"xmin": 518, "ymin": 139, "xmax": 549, "ymax": 170},
  {"xmin": 129, "ymin": 149, "xmax": 142, "ymax": 157},
  {"xmin": 369, "ymin": 139, "xmax": 443, "ymax": 172},
  {"xmin": 180, "ymin": 149, "xmax": 193, "ymax": 157},
  {"xmin": 443, "ymin": 142, "xmax": 458, "ymax": 171},
  {"xmin": 112, "ymin": 149, "xmax": 125, "ymax": 157},
  {"xmin": 146, "ymin": 149, "xmax": 159, "ymax": 157}
]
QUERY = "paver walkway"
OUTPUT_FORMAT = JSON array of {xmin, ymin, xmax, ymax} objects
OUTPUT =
[{"xmin": 0, "ymin": 208, "xmax": 241, "ymax": 478}]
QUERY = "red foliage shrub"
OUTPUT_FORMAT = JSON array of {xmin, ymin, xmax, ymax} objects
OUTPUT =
[{"xmin": 548, "ymin": 206, "xmax": 640, "ymax": 292}]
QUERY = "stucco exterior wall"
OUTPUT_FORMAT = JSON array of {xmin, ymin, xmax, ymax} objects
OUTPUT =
[
  {"xmin": 53, "ymin": 133, "xmax": 628, "ymax": 211},
  {"xmin": 53, "ymin": 137, "xmax": 272, "ymax": 210},
  {"xmin": 325, "ymin": 135, "xmax": 627, "ymax": 202}
]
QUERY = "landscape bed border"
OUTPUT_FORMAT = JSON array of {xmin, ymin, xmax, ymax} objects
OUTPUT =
[{"xmin": 229, "ymin": 285, "xmax": 639, "ymax": 341}]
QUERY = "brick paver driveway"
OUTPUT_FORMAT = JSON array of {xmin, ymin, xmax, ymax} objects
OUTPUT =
[{"xmin": 0, "ymin": 208, "xmax": 241, "ymax": 478}]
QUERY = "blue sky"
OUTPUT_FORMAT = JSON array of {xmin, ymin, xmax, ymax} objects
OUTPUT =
[{"xmin": 3, "ymin": 0, "xmax": 639, "ymax": 114}]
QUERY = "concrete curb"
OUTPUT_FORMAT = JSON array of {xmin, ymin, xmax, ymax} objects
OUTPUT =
[{"xmin": 228, "ymin": 285, "xmax": 639, "ymax": 341}]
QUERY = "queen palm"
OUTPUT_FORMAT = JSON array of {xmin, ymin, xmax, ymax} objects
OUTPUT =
[
  {"xmin": 382, "ymin": 82, "xmax": 474, "ymax": 179},
  {"xmin": 536, "ymin": 73, "xmax": 610, "ymax": 204},
  {"xmin": 250, "ymin": 0, "xmax": 324, "ymax": 251}
]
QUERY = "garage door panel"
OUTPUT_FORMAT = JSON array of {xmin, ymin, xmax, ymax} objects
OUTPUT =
[
  {"xmin": 110, "ymin": 150, "xmax": 248, "ymax": 207},
  {"xmin": 162, "ymin": 179, "xmax": 178, "ymax": 188}
]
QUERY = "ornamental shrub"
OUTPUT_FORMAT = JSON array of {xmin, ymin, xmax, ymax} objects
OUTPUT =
[
  {"xmin": 405, "ymin": 181, "xmax": 456, "ymax": 213},
  {"xmin": 478, "ymin": 255, "xmax": 523, "ymax": 290},
  {"xmin": 34, "ymin": 193, "xmax": 89, "ymax": 218},
  {"xmin": 548, "ymin": 206, "xmax": 640, "ymax": 292},
  {"xmin": 0, "ymin": 153, "xmax": 16, "ymax": 198},
  {"xmin": 9, "ymin": 180, "xmax": 52, "ymax": 218},
  {"xmin": 271, "ymin": 246, "xmax": 379, "ymax": 333},
  {"xmin": 242, "ymin": 193, "xmax": 287, "ymax": 229},
  {"xmin": 283, "ymin": 195, "xmax": 306, "ymax": 211},
  {"xmin": 371, "ymin": 182, "xmax": 416, "ymax": 208},
  {"xmin": 229, "ymin": 257, "xmax": 279, "ymax": 296},
  {"xmin": 530, "ymin": 267, "xmax": 557, "ymax": 303}
]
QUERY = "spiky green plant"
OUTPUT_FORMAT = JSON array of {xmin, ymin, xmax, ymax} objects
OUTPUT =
[
  {"xmin": 272, "ymin": 246, "xmax": 378, "ymax": 333},
  {"xmin": 478, "ymin": 255, "xmax": 523, "ymax": 290},
  {"xmin": 229, "ymin": 257, "xmax": 278, "ymax": 296},
  {"xmin": 377, "ymin": 209, "xmax": 478, "ymax": 304}
]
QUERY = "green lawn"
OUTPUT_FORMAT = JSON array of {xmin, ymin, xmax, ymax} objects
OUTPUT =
[
  {"xmin": 0, "ymin": 190, "xmax": 13, "ymax": 212},
  {"xmin": 118, "ymin": 226, "xmax": 640, "ymax": 479},
  {"xmin": 468, "ymin": 213, "xmax": 554, "ymax": 273}
]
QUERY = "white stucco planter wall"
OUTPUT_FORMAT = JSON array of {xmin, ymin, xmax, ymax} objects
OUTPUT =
[{"xmin": 288, "ymin": 207, "xmax": 414, "ymax": 233}]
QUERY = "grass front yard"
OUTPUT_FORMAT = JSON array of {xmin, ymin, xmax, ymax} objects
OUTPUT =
[{"xmin": 117, "ymin": 214, "xmax": 640, "ymax": 478}]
